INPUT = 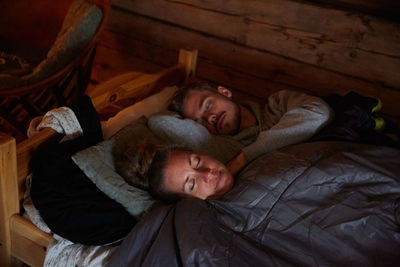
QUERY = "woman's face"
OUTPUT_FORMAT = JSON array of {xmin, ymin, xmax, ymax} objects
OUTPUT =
[{"xmin": 164, "ymin": 150, "xmax": 234, "ymax": 200}]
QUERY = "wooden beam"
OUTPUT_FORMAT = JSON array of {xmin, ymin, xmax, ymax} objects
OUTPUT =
[
  {"xmin": 303, "ymin": 0, "xmax": 400, "ymax": 22},
  {"xmin": 10, "ymin": 215, "xmax": 51, "ymax": 267},
  {"xmin": 0, "ymin": 134, "xmax": 19, "ymax": 266},
  {"xmin": 10, "ymin": 215, "xmax": 52, "ymax": 248},
  {"xmin": 90, "ymin": 64, "xmax": 184, "ymax": 112}
]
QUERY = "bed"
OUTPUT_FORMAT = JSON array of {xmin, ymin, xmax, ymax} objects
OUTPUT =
[
  {"xmin": 1, "ymin": 48, "xmax": 399, "ymax": 266},
  {"xmin": 0, "ymin": 48, "xmax": 198, "ymax": 267}
]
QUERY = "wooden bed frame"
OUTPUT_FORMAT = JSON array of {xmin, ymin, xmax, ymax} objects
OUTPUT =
[{"xmin": 0, "ymin": 49, "xmax": 198, "ymax": 267}]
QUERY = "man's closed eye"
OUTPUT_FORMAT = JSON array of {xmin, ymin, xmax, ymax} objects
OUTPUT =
[{"xmin": 205, "ymin": 100, "xmax": 212, "ymax": 111}]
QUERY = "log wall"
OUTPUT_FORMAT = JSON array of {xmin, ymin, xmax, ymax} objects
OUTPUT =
[
  {"xmin": 90, "ymin": 0, "xmax": 400, "ymax": 123},
  {"xmin": 305, "ymin": 0, "xmax": 400, "ymax": 22}
]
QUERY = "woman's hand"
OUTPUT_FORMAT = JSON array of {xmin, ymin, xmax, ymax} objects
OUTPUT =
[
  {"xmin": 27, "ymin": 116, "xmax": 44, "ymax": 137},
  {"xmin": 227, "ymin": 152, "xmax": 247, "ymax": 176}
]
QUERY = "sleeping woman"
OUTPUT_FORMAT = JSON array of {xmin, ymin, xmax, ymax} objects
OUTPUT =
[
  {"xmin": 114, "ymin": 140, "xmax": 400, "ymax": 266},
  {"xmin": 117, "ymin": 144, "xmax": 235, "ymax": 202}
]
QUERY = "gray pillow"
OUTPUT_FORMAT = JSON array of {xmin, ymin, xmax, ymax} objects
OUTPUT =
[
  {"xmin": 72, "ymin": 117, "xmax": 162, "ymax": 219},
  {"xmin": 148, "ymin": 112, "xmax": 244, "ymax": 164}
]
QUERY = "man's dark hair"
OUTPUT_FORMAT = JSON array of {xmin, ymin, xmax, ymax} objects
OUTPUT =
[
  {"xmin": 168, "ymin": 82, "xmax": 217, "ymax": 114},
  {"xmin": 147, "ymin": 145, "xmax": 191, "ymax": 203}
]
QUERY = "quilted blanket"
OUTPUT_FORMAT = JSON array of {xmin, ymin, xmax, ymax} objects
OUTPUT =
[{"xmin": 107, "ymin": 141, "xmax": 400, "ymax": 266}]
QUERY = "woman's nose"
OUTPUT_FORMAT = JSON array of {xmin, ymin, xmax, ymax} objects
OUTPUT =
[{"xmin": 199, "ymin": 168, "xmax": 217, "ymax": 183}]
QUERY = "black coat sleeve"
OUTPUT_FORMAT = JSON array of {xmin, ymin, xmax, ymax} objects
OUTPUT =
[{"xmin": 30, "ymin": 95, "xmax": 136, "ymax": 245}]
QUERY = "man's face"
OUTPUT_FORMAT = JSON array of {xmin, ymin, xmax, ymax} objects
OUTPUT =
[
  {"xmin": 164, "ymin": 150, "xmax": 234, "ymax": 200},
  {"xmin": 182, "ymin": 87, "xmax": 241, "ymax": 135}
]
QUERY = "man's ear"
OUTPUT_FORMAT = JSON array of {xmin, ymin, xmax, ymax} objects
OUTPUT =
[{"xmin": 217, "ymin": 86, "xmax": 232, "ymax": 98}]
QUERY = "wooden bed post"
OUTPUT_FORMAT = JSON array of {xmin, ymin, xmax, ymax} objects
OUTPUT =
[
  {"xmin": 179, "ymin": 49, "xmax": 198, "ymax": 82},
  {"xmin": 0, "ymin": 134, "xmax": 19, "ymax": 266}
]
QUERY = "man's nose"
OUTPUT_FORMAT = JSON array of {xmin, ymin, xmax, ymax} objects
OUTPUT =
[{"xmin": 207, "ymin": 113, "xmax": 217, "ymax": 125}]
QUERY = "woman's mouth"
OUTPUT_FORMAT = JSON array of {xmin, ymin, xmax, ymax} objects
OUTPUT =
[{"xmin": 214, "ymin": 170, "xmax": 222, "ymax": 190}]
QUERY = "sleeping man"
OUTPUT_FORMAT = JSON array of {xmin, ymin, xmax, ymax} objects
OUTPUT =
[{"xmin": 166, "ymin": 82, "xmax": 333, "ymax": 174}]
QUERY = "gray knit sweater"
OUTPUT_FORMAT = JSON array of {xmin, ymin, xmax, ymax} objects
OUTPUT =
[{"xmin": 237, "ymin": 90, "xmax": 332, "ymax": 161}]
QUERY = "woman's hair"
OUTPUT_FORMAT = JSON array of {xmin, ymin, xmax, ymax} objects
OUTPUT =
[
  {"xmin": 115, "ymin": 140, "xmax": 190, "ymax": 203},
  {"xmin": 147, "ymin": 145, "xmax": 192, "ymax": 203},
  {"xmin": 115, "ymin": 141, "xmax": 160, "ymax": 190}
]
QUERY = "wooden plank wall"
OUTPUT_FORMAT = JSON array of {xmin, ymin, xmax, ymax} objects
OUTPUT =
[
  {"xmin": 90, "ymin": 0, "xmax": 400, "ymax": 123},
  {"xmin": 306, "ymin": 0, "xmax": 400, "ymax": 22}
]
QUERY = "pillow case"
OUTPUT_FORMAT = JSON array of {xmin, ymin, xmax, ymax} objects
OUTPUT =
[
  {"xmin": 72, "ymin": 117, "xmax": 163, "ymax": 219},
  {"xmin": 148, "ymin": 112, "xmax": 244, "ymax": 164}
]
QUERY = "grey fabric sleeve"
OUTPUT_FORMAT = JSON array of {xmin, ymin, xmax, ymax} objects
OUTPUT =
[{"xmin": 242, "ymin": 90, "xmax": 333, "ymax": 162}]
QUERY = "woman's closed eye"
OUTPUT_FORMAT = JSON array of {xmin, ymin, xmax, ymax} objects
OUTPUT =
[
  {"xmin": 190, "ymin": 154, "xmax": 201, "ymax": 169},
  {"xmin": 189, "ymin": 178, "xmax": 196, "ymax": 191}
]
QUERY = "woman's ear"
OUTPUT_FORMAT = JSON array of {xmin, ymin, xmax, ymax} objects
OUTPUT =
[{"xmin": 217, "ymin": 86, "xmax": 232, "ymax": 98}]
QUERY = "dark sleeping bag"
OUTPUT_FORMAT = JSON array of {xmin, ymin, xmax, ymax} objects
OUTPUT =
[
  {"xmin": 30, "ymin": 95, "xmax": 136, "ymax": 245},
  {"xmin": 107, "ymin": 141, "xmax": 400, "ymax": 266}
]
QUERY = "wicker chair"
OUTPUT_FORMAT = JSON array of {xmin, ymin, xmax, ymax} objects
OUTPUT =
[{"xmin": 0, "ymin": 0, "xmax": 110, "ymax": 142}]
